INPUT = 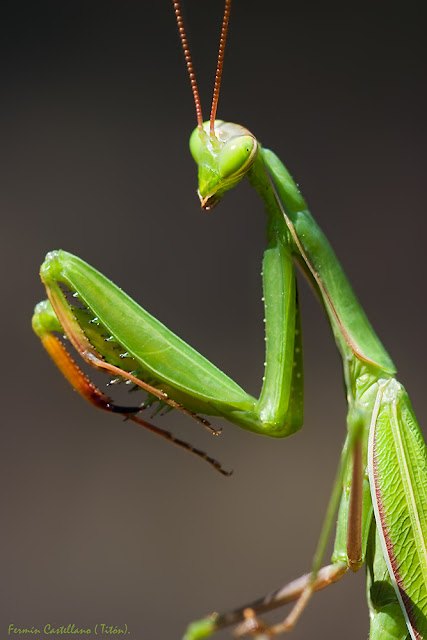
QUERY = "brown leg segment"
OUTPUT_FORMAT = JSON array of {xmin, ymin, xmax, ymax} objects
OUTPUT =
[
  {"xmin": 346, "ymin": 437, "xmax": 364, "ymax": 572},
  {"xmin": 39, "ymin": 332, "xmax": 231, "ymax": 476},
  {"xmin": 205, "ymin": 562, "xmax": 348, "ymax": 638},
  {"xmin": 40, "ymin": 333, "xmax": 137, "ymax": 413}
]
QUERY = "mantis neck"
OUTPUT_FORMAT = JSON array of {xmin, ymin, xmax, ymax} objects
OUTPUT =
[{"xmin": 247, "ymin": 145, "xmax": 395, "ymax": 380}]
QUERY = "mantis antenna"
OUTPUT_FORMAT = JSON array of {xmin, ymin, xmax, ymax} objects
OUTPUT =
[
  {"xmin": 209, "ymin": 0, "xmax": 232, "ymax": 136},
  {"xmin": 173, "ymin": 0, "xmax": 232, "ymax": 137},
  {"xmin": 173, "ymin": 1, "xmax": 203, "ymax": 129}
]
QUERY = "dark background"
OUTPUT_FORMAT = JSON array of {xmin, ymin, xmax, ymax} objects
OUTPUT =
[{"xmin": 1, "ymin": 2, "xmax": 426, "ymax": 639}]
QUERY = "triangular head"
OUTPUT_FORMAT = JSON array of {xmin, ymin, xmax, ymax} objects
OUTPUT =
[{"xmin": 189, "ymin": 120, "xmax": 258, "ymax": 210}]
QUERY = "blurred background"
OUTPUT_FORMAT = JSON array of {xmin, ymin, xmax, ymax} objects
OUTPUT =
[{"xmin": 1, "ymin": 1, "xmax": 426, "ymax": 639}]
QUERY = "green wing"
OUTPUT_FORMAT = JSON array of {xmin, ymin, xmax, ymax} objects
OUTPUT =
[{"xmin": 368, "ymin": 378, "xmax": 427, "ymax": 639}]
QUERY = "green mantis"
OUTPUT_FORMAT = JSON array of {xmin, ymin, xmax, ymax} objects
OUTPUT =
[{"xmin": 30, "ymin": 2, "xmax": 427, "ymax": 639}]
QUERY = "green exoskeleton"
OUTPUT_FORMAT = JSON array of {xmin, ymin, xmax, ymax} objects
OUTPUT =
[{"xmin": 32, "ymin": 1, "xmax": 427, "ymax": 639}]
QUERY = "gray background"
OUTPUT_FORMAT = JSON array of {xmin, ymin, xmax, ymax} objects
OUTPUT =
[{"xmin": 1, "ymin": 2, "xmax": 426, "ymax": 639}]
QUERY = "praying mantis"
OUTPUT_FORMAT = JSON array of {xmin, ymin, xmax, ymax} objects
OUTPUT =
[{"xmin": 28, "ymin": 1, "xmax": 427, "ymax": 639}]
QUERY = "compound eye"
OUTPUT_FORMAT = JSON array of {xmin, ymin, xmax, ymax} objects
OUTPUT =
[
  {"xmin": 218, "ymin": 135, "xmax": 255, "ymax": 179},
  {"xmin": 189, "ymin": 126, "xmax": 205, "ymax": 163}
]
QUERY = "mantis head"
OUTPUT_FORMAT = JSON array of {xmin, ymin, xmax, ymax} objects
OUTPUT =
[
  {"xmin": 175, "ymin": 0, "xmax": 256, "ymax": 210},
  {"xmin": 189, "ymin": 120, "xmax": 258, "ymax": 210}
]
